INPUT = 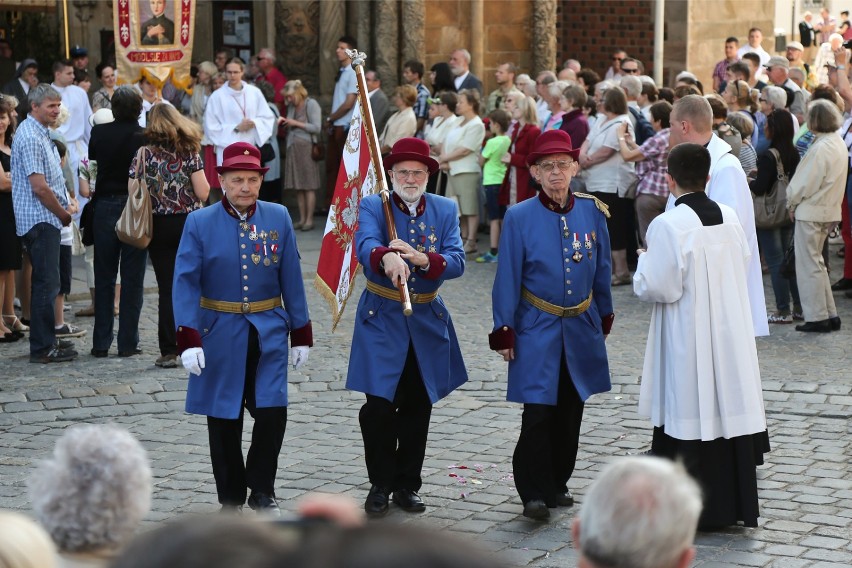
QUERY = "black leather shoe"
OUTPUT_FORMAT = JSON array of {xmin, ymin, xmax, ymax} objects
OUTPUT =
[
  {"xmin": 830, "ymin": 316, "xmax": 841, "ymax": 331},
  {"xmin": 555, "ymin": 490, "xmax": 574, "ymax": 507},
  {"xmin": 831, "ymin": 278, "xmax": 852, "ymax": 291},
  {"xmin": 392, "ymin": 489, "xmax": 426, "ymax": 512},
  {"xmin": 90, "ymin": 348, "xmax": 108, "ymax": 358},
  {"xmin": 118, "ymin": 347, "xmax": 143, "ymax": 357},
  {"xmin": 522, "ymin": 499, "xmax": 550, "ymax": 520},
  {"xmin": 364, "ymin": 485, "xmax": 390, "ymax": 517},
  {"xmin": 795, "ymin": 320, "xmax": 832, "ymax": 332},
  {"xmin": 247, "ymin": 492, "xmax": 280, "ymax": 516}
]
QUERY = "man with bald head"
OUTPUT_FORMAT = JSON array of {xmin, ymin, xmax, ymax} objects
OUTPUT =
[{"xmin": 667, "ymin": 95, "xmax": 768, "ymax": 337}]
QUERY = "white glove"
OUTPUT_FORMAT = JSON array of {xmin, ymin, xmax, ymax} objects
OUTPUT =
[
  {"xmin": 181, "ymin": 347, "xmax": 205, "ymax": 375},
  {"xmin": 290, "ymin": 346, "xmax": 309, "ymax": 370}
]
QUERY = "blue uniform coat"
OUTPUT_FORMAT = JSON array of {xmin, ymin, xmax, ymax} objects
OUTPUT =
[
  {"xmin": 173, "ymin": 201, "xmax": 310, "ymax": 419},
  {"xmin": 491, "ymin": 193, "xmax": 613, "ymax": 404},
  {"xmin": 346, "ymin": 193, "xmax": 468, "ymax": 403}
]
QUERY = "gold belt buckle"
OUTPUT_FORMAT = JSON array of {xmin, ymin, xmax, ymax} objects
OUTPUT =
[
  {"xmin": 241, "ymin": 302, "xmax": 251, "ymax": 314},
  {"xmin": 410, "ymin": 291, "xmax": 418, "ymax": 302}
]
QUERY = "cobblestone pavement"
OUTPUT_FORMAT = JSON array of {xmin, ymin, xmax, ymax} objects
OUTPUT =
[{"xmin": 1, "ymin": 226, "xmax": 850, "ymax": 568}]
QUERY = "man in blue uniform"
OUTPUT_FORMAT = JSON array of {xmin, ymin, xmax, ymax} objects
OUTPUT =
[
  {"xmin": 489, "ymin": 129, "xmax": 614, "ymax": 520},
  {"xmin": 346, "ymin": 137, "xmax": 467, "ymax": 517},
  {"xmin": 173, "ymin": 142, "xmax": 313, "ymax": 515}
]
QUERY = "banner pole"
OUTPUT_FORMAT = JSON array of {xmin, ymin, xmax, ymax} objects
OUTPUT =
[{"xmin": 347, "ymin": 49, "xmax": 413, "ymax": 316}]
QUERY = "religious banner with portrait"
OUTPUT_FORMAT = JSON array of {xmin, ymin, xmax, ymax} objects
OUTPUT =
[{"xmin": 113, "ymin": 0, "xmax": 196, "ymax": 89}]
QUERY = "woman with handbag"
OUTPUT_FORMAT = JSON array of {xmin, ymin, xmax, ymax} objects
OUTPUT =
[
  {"xmin": 87, "ymin": 86, "xmax": 148, "ymax": 358},
  {"xmin": 132, "ymin": 104, "xmax": 209, "ymax": 367},
  {"xmin": 750, "ymin": 109, "xmax": 802, "ymax": 324},
  {"xmin": 279, "ymin": 80, "xmax": 321, "ymax": 231},
  {"xmin": 787, "ymin": 100, "xmax": 848, "ymax": 332}
]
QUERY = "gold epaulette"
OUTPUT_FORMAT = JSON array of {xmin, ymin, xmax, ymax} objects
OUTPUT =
[{"xmin": 573, "ymin": 192, "xmax": 611, "ymax": 218}]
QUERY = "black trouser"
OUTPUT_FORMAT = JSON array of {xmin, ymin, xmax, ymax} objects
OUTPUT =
[
  {"xmin": 513, "ymin": 354, "xmax": 584, "ymax": 506},
  {"xmin": 207, "ymin": 325, "xmax": 287, "ymax": 506},
  {"xmin": 148, "ymin": 214, "xmax": 186, "ymax": 356},
  {"xmin": 359, "ymin": 344, "xmax": 432, "ymax": 492}
]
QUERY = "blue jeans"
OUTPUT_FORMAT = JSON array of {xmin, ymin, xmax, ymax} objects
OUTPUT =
[
  {"xmin": 757, "ymin": 225, "xmax": 800, "ymax": 312},
  {"xmin": 21, "ymin": 223, "xmax": 60, "ymax": 356},
  {"xmin": 92, "ymin": 195, "xmax": 148, "ymax": 352}
]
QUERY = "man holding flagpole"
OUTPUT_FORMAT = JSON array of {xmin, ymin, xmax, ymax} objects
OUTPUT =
[{"xmin": 346, "ymin": 137, "xmax": 468, "ymax": 517}]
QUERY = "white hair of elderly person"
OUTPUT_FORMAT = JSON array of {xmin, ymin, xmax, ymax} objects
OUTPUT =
[
  {"xmin": 29, "ymin": 424, "xmax": 152, "ymax": 568},
  {"xmin": 0, "ymin": 510, "xmax": 58, "ymax": 568},
  {"xmin": 572, "ymin": 456, "xmax": 702, "ymax": 568}
]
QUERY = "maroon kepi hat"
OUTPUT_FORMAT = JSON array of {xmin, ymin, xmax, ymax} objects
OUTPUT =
[
  {"xmin": 384, "ymin": 137, "xmax": 439, "ymax": 175},
  {"xmin": 216, "ymin": 142, "xmax": 270, "ymax": 175},
  {"xmin": 526, "ymin": 129, "xmax": 580, "ymax": 166}
]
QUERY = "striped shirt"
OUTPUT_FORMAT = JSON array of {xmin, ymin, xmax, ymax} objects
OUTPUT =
[
  {"xmin": 635, "ymin": 128, "xmax": 671, "ymax": 198},
  {"xmin": 11, "ymin": 115, "xmax": 67, "ymax": 235}
]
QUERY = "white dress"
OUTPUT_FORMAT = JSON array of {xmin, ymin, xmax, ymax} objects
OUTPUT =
[
  {"xmin": 635, "ymin": 201, "xmax": 766, "ymax": 442},
  {"xmin": 203, "ymin": 81, "xmax": 275, "ymax": 165},
  {"xmin": 666, "ymin": 134, "xmax": 769, "ymax": 337}
]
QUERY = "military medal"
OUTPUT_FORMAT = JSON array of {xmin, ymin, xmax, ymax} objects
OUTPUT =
[
  {"xmin": 591, "ymin": 230, "xmax": 597, "ymax": 242},
  {"xmin": 263, "ymin": 244, "xmax": 271, "ymax": 266},
  {"xmin": 427, "ymin": 232, "xmax": 437, "ymax": 244},
  {"xmin": 416, "ymin": 245, "xmax": 426, "ymax": 252},
  {"xmin": 428, "ymin": 245, "xmax": 436, "ymax": 253},
  {"xmin": 251, "ymin": 244, "xmax": 261, "ymax": 265},
  {"xmin": 573, "ymin": 250, "xmax": 583, "ymax": 263},
  {"xmin": 259, "ymin": 230, "xmax": 268, "ymax": 242},
  {"xmin": 572, "ymin": 233, "xmax": 581, "ymax": 251},
  {"xmin": 240, "ymin": 221, "xmax": 249, "ymax": 231},
  {"xmin": 270, "ymin": 230, "xmax": 279, "ymax": 241},
  {"xmin": 271, "ymin": 244, "xmax": 279, "ymax": 264},
  {"xmin": 249, "ymin": 224, "xmax": 258, "ymax": 241},
  {"xmin": 419, "ymin": 221, "xmax": 426, "ymax": 232},
  {"xmin": 561, "ymin": 217, "xmax": 570, "ymax": 239},
  {"xmin": 584, "ymin": 233, "xmax": 592, "ymax": 250}
]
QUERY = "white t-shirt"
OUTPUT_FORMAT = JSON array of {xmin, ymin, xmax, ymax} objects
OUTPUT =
[{"xmin": 581, "ymin": 114, "xmax": 636, "ymax": 195}]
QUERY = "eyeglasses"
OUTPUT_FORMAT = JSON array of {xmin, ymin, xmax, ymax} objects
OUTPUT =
[
  {"xmin": 393, "ymin": 169, "xmax": 429, "ymax": 180},
  {"xmin": 622, "ymin": 68, "xmax": 639, "ymax": 74},
  {"xmin": 536, "ymin": 160, "xmax": 575, "ymax": 173}
]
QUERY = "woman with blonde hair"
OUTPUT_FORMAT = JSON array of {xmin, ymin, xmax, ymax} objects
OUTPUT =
[
  {"xmin": 722, "ymin": 79, "xmax": 759, "ymax": 147},
  {"xmin": 279, "ymin": 79, "xmax": 321, "ymax": 230},
  {"xmin": 379, "ymin": 84, "xmax": 417, "ymax": 154},
  {"xmin": 133, "ymin": 103, "xmax": 209, "ymax": 367}
]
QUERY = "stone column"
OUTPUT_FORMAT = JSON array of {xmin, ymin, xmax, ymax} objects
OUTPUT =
[
  {"xmin": 471, "ymin": 0, "xmax": 484, "ymax": 78},
  {"xmin": 400, "ymin": 0, "xmax": 425, "ymax": 70},
  {"xmin": 532, "ymin": 0, "xmax": 557, "ymax": 74},
  {"xmin": 319, "ymin": 0, "xmax": 346, "ymax": 98},
  {"xmin": 373, "ymin": 0, "xmax": 399, "ymax": 91}
]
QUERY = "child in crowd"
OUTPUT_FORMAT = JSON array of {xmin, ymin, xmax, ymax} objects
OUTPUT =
[
  {"xmin": 477, "ymin": 109, "xmax": 511, "ymax": 263},
  {"xmin": 52, "ymin": 140, "xmax": 85, "ymax": 339}
]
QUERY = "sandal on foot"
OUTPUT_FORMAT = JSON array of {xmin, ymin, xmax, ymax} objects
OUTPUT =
[{"xmin": 3, "ymin": 315, "xmax": 28, "ymax": 333}]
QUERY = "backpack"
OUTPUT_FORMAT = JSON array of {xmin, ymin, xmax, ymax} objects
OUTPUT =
[
  {"xmin": 628, "ymin": 106, "xmax": 655, "ymax": 145},
  {"xmin": 752, "ymin": 148, "xmax": 792, "ymax": 229}
]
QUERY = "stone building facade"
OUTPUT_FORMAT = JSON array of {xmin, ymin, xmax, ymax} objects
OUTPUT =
[{"xmin": 53, "ymin": 0, "xmax": 774, "ymax": 101}]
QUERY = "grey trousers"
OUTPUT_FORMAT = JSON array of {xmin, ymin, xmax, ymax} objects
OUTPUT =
[{"xmin": 794, "ymin": 220, "xmax": 838, "ymax": 322}]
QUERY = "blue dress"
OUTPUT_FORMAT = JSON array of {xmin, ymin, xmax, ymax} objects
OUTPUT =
[
  {"xmin": 173, "ymin": 199, "xmax": 311, "ymax": 419},
  {"xmin": 346, "ymin": 193, "xmax": 468, "ymax": 403},
  {"xmin": 490, "ymin": 192, "xmax": 614, "ymax": 404}
]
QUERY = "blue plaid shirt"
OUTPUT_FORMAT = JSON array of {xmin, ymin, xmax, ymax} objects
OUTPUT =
[
  {"xmin": 413, "ymin": 82, "xmax": 430, "ymax": 121},
  {"xmin": 11, "ymin": 116, "xmax": 67, "ymax": 235}
]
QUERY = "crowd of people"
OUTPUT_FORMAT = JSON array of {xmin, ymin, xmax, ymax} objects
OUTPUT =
[{"xmin": 1, "ymin": 14, "xmax": 852, "ymax": 563}]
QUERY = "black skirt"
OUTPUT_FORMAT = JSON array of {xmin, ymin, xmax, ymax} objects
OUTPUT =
[
  {"xmin": 0, "ymin": 192, "xmax": 22, "ymax": 270},
  {"xmin": 651, "ymin": 426, "xmax": 770, "ymax": 530}
]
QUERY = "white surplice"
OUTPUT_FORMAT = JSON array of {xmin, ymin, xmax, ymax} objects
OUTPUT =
[
  {"xmin": 666, "ymin": 134, "xmax": 769, "ymax": 336},
  {"xmin": 635, "ymin": 202, "xmax": 766, "ymax": 442},
  {"xmin": 203, "ymin": 81, "xmax": 275, "ymax": 164}
]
